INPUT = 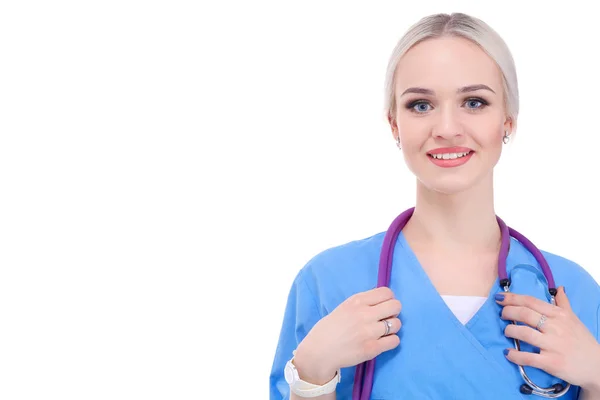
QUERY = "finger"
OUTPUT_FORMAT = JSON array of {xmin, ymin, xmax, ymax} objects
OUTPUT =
[
  {"xmin": 554, "ymin": 286, "xmax": 571, "ymax": 311},
  {"xmin": 504, "ymin": 348, "xmax": 546, "ymax": 370},
  {"xmin": 363, "ymin": 333, "xmax": 400, "ymax": 360},
  {"xmin": 373, "ymin": 298, "xmax": 402, "ymax": 320},
  {"xmin": 378, "ymin": 334, "xmax": 400, "ymax": 353},
  {"xmin": 504, "ymin": 324, "xmax": 549, "ymax": 350},
  {"xmin": 495, "ymin": 292, "xmax": 557, "ymax": 317},
  {"xmin": 373, "ymin": 317, "xmax": 401, "ymax": 338},
  {"xmin": 377, "ymin": 332, "xmax": 401, "ymax": 353},
  {"xmin": 360, "ymin": 287, "xmax": 395, "ymax": 306},
  {"xmin": 500, "ymin": 306, "xmax": 548, "ymax": 332}
]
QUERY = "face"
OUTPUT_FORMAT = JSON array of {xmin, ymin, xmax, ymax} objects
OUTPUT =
[{"xmin": 389, "ymin": 36, "xmax": 514, "ymax": 195}]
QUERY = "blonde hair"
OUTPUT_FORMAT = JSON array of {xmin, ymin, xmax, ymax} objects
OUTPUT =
[{"xmin": 384, "ymin": 13, "xmax": 519, "ymax": 126}]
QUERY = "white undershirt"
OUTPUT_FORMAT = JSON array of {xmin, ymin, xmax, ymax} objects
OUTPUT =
[{"xmin": 440, "ymin": 295, "xmax": 487, "ymax": 325}]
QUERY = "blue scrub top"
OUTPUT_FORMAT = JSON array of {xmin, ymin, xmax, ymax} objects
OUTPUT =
[{"xmin": 270, "ymin": 230, "xmax": 600, "ymax": 399}]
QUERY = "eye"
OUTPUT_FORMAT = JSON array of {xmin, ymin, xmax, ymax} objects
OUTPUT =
[
  {"xmin": 407, "ymin": 101, "xmax": 432, "ymax": 113},
  {"xmin": 464, "ymin": 98, "xmax": 488, "ymax": 110}
]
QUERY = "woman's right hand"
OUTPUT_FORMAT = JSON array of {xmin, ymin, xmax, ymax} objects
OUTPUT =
[{"xmin": 292, "ymin": 287, "xmax": 402, "ymax": 385}]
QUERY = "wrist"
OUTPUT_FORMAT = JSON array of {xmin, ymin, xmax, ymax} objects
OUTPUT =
[
  {"xmin": 581, "ymin": 345, "xmax": 600, "ymax": 394},
  {"xmin": 581, "ymin": 382, "xmax": 600, "ymax": 398},
  {"xmin": 292, "ymin": 346, "xmax": 338, "ymax": 385}
]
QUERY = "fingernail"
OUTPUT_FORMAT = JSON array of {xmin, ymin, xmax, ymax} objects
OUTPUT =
[
  {"xmin": 504, "ymin": 349, "xmax": 510, "ymax": 357},
  {"xmin": 495, "ymin": 294, "xmax": 505, "ymax": 302}
]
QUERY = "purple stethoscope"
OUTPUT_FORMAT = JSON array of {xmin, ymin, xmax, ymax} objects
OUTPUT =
[{"xmin": 352, "ymin": 207, "xmax": 571, "ymax": 399}]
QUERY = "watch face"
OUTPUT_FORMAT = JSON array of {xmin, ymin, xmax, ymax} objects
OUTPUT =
[{"xmin": 284, "ymin": 363, "xmax": 294, "ymax": 384}]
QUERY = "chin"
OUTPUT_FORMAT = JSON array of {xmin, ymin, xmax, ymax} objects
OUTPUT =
[
  {"xmin": 408, "ymin": 154, "xmax": 496, "ymax": 196},
  {"xmin": 420, "ymin": 177, "xmax": 476, "ymax": 195},
  {"xmin": 416, "ymin": 168, "xmax": 489, "ymax": 195}
]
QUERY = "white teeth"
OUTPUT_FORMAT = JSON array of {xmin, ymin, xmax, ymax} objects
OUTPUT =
[{"xmin": 431, "ymin": 151, "xmax": 470, "ymax": 160}]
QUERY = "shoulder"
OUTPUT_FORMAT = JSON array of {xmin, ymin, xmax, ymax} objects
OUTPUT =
[
  {"xmin": 539, "ymin": 249, "xmax": 600, "ymax": 295},
  {"xmin": 295, "ymin": 231, "xmax": 386, "ymax": 313},
  {"xmin": 509, "ymin": 237, "xmax": 599, "ymax": 294},
  {"xmin": 302, "ymin": 232, "xmax": 385, "ymax": 274}
]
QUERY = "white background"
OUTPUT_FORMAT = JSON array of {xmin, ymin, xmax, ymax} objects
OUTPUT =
[{"xmin": 1, "ymin": 1, "xmax": 599, "ymax": 399}]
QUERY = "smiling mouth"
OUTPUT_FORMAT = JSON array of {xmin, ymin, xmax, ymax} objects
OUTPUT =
[{"xmin": 427, "ymin": 151, "xmax": 473, "ymax": 160}]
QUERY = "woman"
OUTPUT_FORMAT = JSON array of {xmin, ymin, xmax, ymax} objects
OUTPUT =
[{"xmin": 269, "ymin": 12, "xmax": 600, "ymax": 400}]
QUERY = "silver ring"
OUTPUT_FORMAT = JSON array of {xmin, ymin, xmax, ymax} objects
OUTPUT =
[
  {"xmin": 382, "ymin": 319, "xmax": 392, "ymax": 336},
  {"xmin": 536, "ymin": 314, "xmax": 547, "ymax": 331}
]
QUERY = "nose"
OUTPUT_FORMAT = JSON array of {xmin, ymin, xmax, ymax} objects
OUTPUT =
[{"xmin": 431, "ymin": 105, "xmax": 464, "ymax": 141}]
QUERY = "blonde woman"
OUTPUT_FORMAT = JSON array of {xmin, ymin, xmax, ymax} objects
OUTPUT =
[{"xmin": 270, "ymin": 12, "xmax": 600, "ymax": 400}]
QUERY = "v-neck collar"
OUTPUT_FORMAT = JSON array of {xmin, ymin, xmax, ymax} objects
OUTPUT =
[
  {"xmin": 372, "ymin": 231, "xmax": 567, "ymax": 399},
  {"xmin": 374, "ymin": 231, "xmax": 533, "ymax": 399},
  {"xmin": 394, "ymin": 231, "xmax": 522, "ymax": 330}
]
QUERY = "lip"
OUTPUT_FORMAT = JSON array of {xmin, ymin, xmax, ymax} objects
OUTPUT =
[
  {"xmin": 427, "ymin": 147, "xmax": 474, "ymax": 168},
  {"xmin": 427, "ymin": 146, "xmax": 473, "ymax": 155}
]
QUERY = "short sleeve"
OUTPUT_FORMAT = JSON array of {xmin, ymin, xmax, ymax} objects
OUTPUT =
[
  {"xmin": 579, "ymin": 302, "xmax": 600, "ymax": 399},
  {"xmin": 597, "ymin": 302, "xmax": 600, "ymax": 343},
  {"xmin": 269, "ymin": 269, "xmax": 323, "ymax": 400}
]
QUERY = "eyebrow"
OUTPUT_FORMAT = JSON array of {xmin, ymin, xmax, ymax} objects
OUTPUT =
[{"xmin": 400, "ymin": 84, "xmax": 496, "ymax": 96}]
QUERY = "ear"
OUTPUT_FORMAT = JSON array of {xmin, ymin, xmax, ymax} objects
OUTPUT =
[
  {"xmin": 503, "ymin": 116, "xmax": 516, "ymax": 137},
  {"xmin": 388, "ymin": 111, "xmax": 399, "ymax": 140}
]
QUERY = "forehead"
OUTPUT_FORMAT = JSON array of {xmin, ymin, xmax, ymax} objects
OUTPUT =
[{"xmin": 395, "ymin": 36, "xmax": 503, "ymax": 94}]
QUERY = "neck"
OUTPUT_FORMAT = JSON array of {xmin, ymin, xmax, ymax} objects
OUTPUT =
[{"xmin": 404, "ymin": 174, "xmax": 501, "ymax": 254}]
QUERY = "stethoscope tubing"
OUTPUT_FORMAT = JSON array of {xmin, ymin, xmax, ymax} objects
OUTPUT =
[{"xmin": 352, "ymin": 207, "xmax": 567, "ymax": 399}]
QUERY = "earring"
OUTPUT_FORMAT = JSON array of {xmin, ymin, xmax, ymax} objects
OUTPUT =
[
  {"xmin": 395, "ymin": 136, "xmax": 401, "ymax": 150},
  {"xmin": 503, "ymin": 131, "xmax": 510, "ymax": 144}
]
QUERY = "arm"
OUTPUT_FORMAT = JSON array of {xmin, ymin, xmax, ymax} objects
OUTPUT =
[
  {"xmin": 289, "ymin": 348, "xmax": 337, "ymax": 400},
  {"xmin": 270, "ymin": 269, "xmax": 402, "ymax": 399},
  {"xmin": 270, "ymin": 269, "xmax": 333, "ymax": 399},
  {"xmin": 578, "ymin": 350, "xmax": 600, "ymax": 399},
  {"xmin": 579, "ymin": 303, "xmax": 600, "ymax": 400},
  {"xmin": 580, "ymin": 382, "xmax": 600, "ymax": 400}
]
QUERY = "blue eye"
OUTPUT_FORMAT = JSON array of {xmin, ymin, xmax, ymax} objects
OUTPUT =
[
  {"xmin": 411, "ymin": 102, "xmax": 431, "ymax": 113},
  {"xmin": 465, "ymin": 98, "xmax": 487, "ymax": 110},
  {"xmin": 405, "ymin": 98, "xmax": 488, "ymax": 114}
]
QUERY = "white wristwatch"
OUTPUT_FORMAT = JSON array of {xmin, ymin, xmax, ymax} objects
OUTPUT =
[{"xmin": 284, "ymin": 351, "xmax": 341, "ymax": 398}]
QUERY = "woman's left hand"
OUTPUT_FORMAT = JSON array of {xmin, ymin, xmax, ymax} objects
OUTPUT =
[{"xmin": 496, "ymin": 286, "xmax": 600, "ymax": 391}]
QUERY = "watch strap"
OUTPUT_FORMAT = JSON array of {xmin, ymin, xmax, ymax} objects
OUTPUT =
[{"xmin": 287, "ymin": 352, "xmax": 341, "ymax": 398}]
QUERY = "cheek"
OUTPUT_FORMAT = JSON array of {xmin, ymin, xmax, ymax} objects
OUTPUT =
[
  {"xmin": 396, "ymin": 118, "xmax": 427, "ymax": 148},
  {"xmin": 468, "ymin": 115, "xmax": 505, "ymax": 147},
  {"xmin": 480, "ymin": 125, "xmax": 505, "ymax": 149}
]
